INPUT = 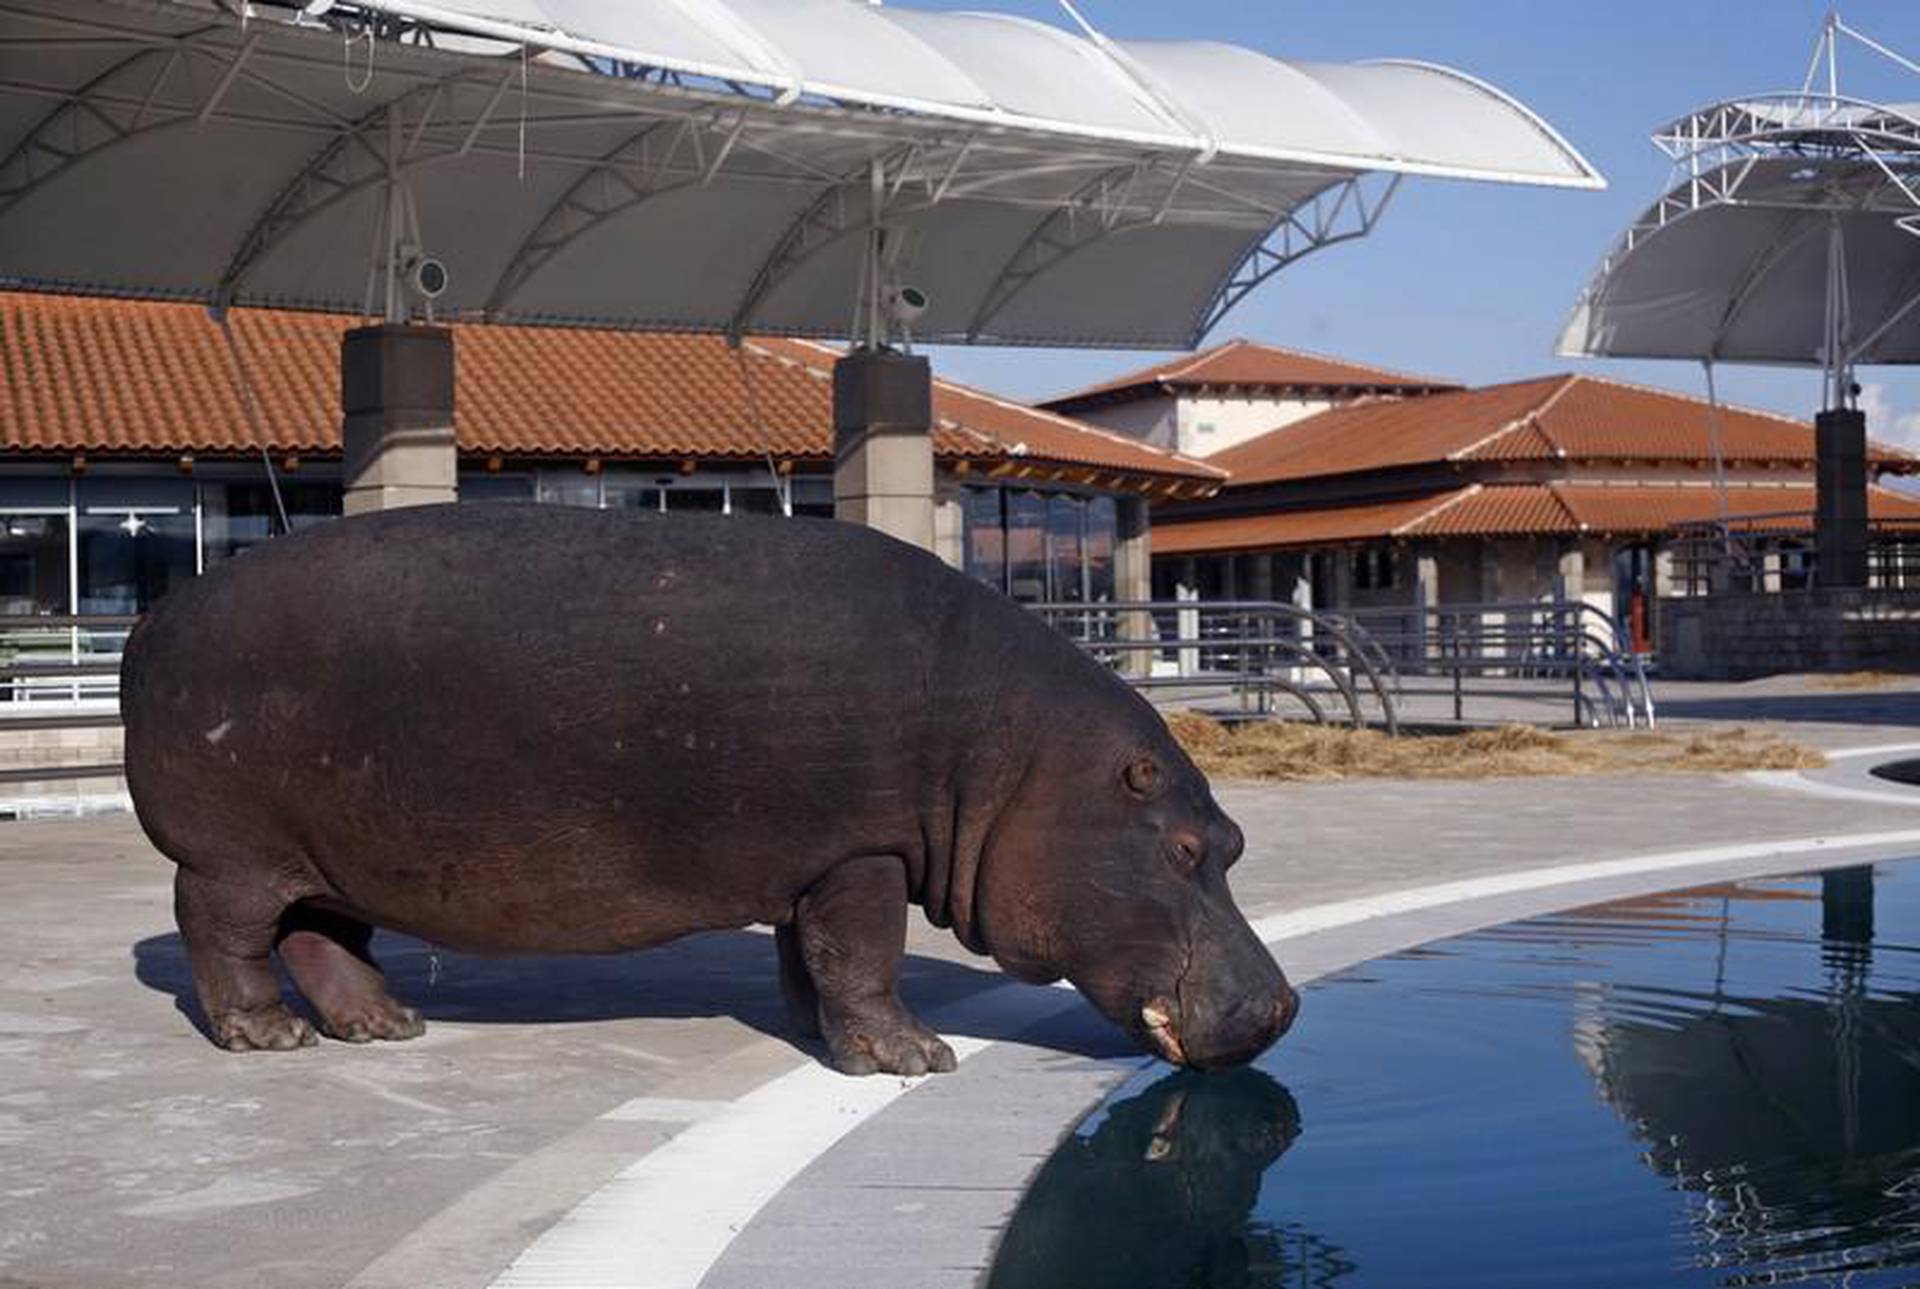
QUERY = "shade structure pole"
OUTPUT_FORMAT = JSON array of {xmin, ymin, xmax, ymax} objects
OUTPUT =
[
  {"xmin": 1700, "ymin": 359, "xmax": 1735, "ymax": 580},
  {"xmin": 341, "ymin": 324, "xmax": 459, "ymax": 515},
  {"xmin": 833, "ymin": 169, "xmax": 935, "ymax": 552},
  {"xmin": 1816, "ymin": 213, "xmax": 1869, "ymax": 588}
]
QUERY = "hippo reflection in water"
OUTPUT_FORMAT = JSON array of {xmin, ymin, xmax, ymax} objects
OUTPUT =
[
  {"xmin": 122, "ymin": 506, "xmax": 1298, "ymax": 1075},
  {"xmin": 989, "ymin": 1068, "xmax": 1354, "ymax": 1289}
]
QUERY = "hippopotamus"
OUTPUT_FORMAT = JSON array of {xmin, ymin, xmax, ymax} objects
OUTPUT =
[{"xmin": 122, "ymin": 503, "xmax": 1296, "ymax": 1075}]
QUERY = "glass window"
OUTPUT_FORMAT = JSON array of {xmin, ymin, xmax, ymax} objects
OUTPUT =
[
  {"xmin": 460, "ymin": 473, "xmax": 535, "ymax": 504},
  {"xmin": 665, "ymin": 487, "xmax": 724, "ymax": 512},
  {"xmin": 603, "ymin": 474, "xmax": 664, "ymax": 512},
  {"xmin": 1047, "ymin": 495, "xmax": 1086, "ymax": 602},
  {"xmin": 201, "ymin": 481, "xmax": 339, "ymax": 568},
  {"xmin": 1006, "ymin": 492, "xmax": 1048, "ymax": 603},
  {"xmin": 1084, "ymin": 496, "xmax": 1118, "ymax": 603},
  {"xmin": 537, "ymin": 472, "xmax": 601, "ymax": 508},
  {"xmin": 0, "ymin": 515, "xmax": 69, "ymax": 615},
  {"xmin": 790, "ymin": 477, "xmax": 834, "ymax": 520},
  {"xmin": 78, "ymin": 512, "xmax": 194, "ymax": 613},
  {"xmin": 729, "ymin": 485, "xmax": 785, "ymax": 516},
  {"xmin": 77, "ymin": 478, "xmax": 194, "ymax": 613},
  {"xmin": 962, "ymin": 488, "xmax": 1005, "ymax": 592}
]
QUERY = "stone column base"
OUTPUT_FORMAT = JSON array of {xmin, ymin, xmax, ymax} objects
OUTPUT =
[
  {"xmin": 833, "ymin": 348, "xmax": 934, "ymax": 552},
  {"xmin": 341, "ymin": 324, "xmax": 457, "ymax": 516}
]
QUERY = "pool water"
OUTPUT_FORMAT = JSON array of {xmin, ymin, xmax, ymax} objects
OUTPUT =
[{"xmin": 989, "ymin": 863, "xmax": 1920, "ymax": 1289}]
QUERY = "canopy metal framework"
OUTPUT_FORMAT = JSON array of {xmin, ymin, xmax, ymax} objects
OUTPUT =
[
  {"xmin": 0, "ymin": 0, "xmax": 1600, "ymax": 351},
  {"xmin": 1559, "ymin": 14, "xmax": 1920, "ymax": 410}
]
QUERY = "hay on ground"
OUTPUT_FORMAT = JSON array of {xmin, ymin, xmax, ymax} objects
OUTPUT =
[
  {"xmin": 1807, "ymin": 671, "xmax": 1912, "ymax": 691},
  {"xmin": 1164, "ymin": 711, "xmax": 1824, "ymax": 782}
]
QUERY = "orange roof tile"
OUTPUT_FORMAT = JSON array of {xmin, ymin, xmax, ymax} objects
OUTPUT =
[
  {"xmin": 0, "ymin": 292, "xmax": 1220, "ymax": 489},
  {"xmin": 1044, "ymin": 338, "xmax": 1460, "ymax": 411},
  {"xmin": 1152, "ymin": 483, "xmax": 1920, "ymax": 552},
  {"xmin": 1205, "ymin": 373, "xmax": 1920, "ymax": 487},
  {"xmin": 1151, "ymin": 490, "xmax": 1474, "ymax": 555},
  {"xmin": 1205, "ymin": 375, "xmax": 1571, "ymax": 485}
]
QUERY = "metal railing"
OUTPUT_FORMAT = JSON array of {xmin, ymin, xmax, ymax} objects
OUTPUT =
[
  {"xmin": 0, "ymin": 614, "xmax": 135, "ymax": 784},
  {"xmin": 1667, "ymin": 512, "xmax": 1920, "ymax": 596},
  {"xmin": 1031, "ymin": 600, "xmax": 1401, "ymax": 734},
  {"xmin": 1332, "ymin": 601, "xmax": 1655, "ymax": 729}
]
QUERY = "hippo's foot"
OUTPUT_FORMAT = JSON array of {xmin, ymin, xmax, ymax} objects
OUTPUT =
[
  {"xmin": 209, "ymin": 1003, "xmax": 319, "ymax": 1052},
  {"xmin": 821, "ymin": 1007, "xmax": 958, "ymax": 1078},
  {"xmin": 276, "ymin": 904, "xmax": 424, "ymax": 1045},
  {"xmin": 321, "ymin": 998, "xmax": 426, "ymax": 1045}
]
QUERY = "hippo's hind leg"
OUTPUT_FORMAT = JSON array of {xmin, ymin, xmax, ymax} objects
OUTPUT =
[
  {"xmin": 174, "ymin": 868, "xmax": 317, "ymax": 1051},
  {"xmin": 791, "ymin": 855, "xmax": 957, "ymax": 1077},
  {"xmin": 773, "ymin": 924, "xmax": 823, "ymax": 1040},
  {"xmin": 276, "ymin": 905, "xmax": 425, "ymax": 1044}
]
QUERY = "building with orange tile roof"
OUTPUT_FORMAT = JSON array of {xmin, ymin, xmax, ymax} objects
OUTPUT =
[
  {"xmin": 1141, "ymin": 368, "xmax": 1920, "ymax": 641},
  {"xmin": 1041, "ymin": 338, "xmax": 1462, "ymax": 461},
  {"xmin": 0, "ymin": 292, "xmax": 1221, "ymax": 616}
]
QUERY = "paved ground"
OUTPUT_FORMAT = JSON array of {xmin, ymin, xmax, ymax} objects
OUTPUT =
[{"xmin": 1, "ymin": 676, "xmax": 1918, "ymax": 1289}]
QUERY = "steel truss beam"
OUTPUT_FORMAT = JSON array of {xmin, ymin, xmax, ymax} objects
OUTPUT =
[
  {"xmin": 962, "ymin": 158, "xmax": 1199, "ymax": 342},
  {"xmin": 1191, "ymin": 171, "xmax": 1399, "ymax": 343},
  {"xmin": 484, "ymin": 110, "xmax": 749, "ymax": 315},
  {"xmin": 724, "ymin": 138, "xmax": 992, "ymax": 343}
]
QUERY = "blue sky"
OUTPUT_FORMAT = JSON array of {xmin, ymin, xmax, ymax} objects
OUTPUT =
[{"xmin": 913, "ymin": 1, "xmax": 1920, "ymax": 447}]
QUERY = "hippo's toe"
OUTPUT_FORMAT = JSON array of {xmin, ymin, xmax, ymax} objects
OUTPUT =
[
  {"xmin": 210, "ymin": 1003, "xmax": 318, "ymax": 1052},
  {"xmin": 324, "ymin": 1002, "xmax": 426, "ymax": 1045},
  {"xmin": 826, "ymin": 1014, "xmax": 957, "ymax": 1078}
]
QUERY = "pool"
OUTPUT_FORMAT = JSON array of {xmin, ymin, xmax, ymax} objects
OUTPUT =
[{"xmin": 989, "ymin": 862, "xmax": 1920, "ymax": 1288}]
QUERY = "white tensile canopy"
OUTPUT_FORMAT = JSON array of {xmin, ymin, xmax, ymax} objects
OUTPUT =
[
  {"xmin": 1559, "ymin": 18, "xmax": 1920, "ymax": 407},
  {"xmin": 1558, "ymin": 100, "xmax": 1920, "ymax": 376},
  {"xmin": 0, "ymin": 0, "xmax": 1600, "ymax": 349}
]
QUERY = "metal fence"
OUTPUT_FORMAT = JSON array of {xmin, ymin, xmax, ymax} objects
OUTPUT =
[
  {"xmin": 1666, "ymin": 513, "xmax": 1920, "ymax": 596},
  {"xmin": 1332, "ymin": 601, "xmax": 1655, "ymax": 729},
  {"xmin": 1030, "ymin": 600, "xmax": 1403, "ymax": 734},
  {"xmin": 1035, "ymin": 598, "xmax": 1655, "ymax": 731},
  {"xmin": 0, "ymin": 614, "xmax": 135, "ymax": 785}
]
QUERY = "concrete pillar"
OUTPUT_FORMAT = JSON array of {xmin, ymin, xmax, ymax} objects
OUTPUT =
[
  {"xmin": 1114, "ymin": 496, "xmax": 1152, "ymax": 678},
  {"xmin": 833, "ymin": 347, "xmax": 934, "ymax": 551},
  {"xmin": 341, "ymin": 324, "xmax": 457, "ymax": 515},
  {"xmin": 1555, "ymin": 541, "xmax": 1585, "ymax": 603},
  {"xmin": 1817, "ymin": 408, "xmax": 1869, "ymax": 589},
  {"xmin": 1415, "ymin": 546, "xmax": 1440, "ymax": 661}
]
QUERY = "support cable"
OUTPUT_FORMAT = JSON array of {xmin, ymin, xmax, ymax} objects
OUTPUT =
[{"xmin": 210, "ymin": 307, "xmax": 293, "ymax": 536}]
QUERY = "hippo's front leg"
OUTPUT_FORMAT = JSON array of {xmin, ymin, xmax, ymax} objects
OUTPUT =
[{"xmin": 787, "ymin": 855, "xmax": 958, "ymax": 1077}]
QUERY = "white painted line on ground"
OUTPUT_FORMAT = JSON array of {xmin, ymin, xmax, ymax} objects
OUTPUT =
[
  {"xmin": 491, "ymin": 1036, "xmax": 992, "ymax": 1289},
  {"xmin": 597, "ymin": 1097, "xmax": 731, "ymax": 1124},
  {"xmin": 1249, "ymin": 829, "xmax": 1920, "ymax": 943},
  {"xmin": 1743, "ymin": 770, "xmax": 1920, "ymax": 809},
  {"xmin": 491, "ymin": 827, "xmax": 1920, "ymax": 1289},
  {"xmin": 1820, "ymin": 741, "xmax": 1920, "ymax": 762}
]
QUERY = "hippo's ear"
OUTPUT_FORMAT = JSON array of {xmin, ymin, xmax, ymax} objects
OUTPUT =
[{"xmin": 1122, "ymin": 756, "xmax": 1162, "ymax": 798}]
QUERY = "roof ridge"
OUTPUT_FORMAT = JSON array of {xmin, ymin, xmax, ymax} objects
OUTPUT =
[
  {"xmin": 1544, "ymin": 479, "xmax": 1586, "ymax": 531},
  {"xmin": 757, "ymin": 337, "xmax": 1226, "ymax": 478},
  {"xmin": 1157, "ymin": 338, "xmax": 1241, "ymax": 386},
  {"xmin": 1395, "ymin": 483, "xmax": 1483, "ymax": 536},
  {"xmin": 1567, "ymin": 370, "xmax": 1809, "ymax": 429},
  {"xmin": 1216, "ymin": 338, "xmax": 1458, "ymax": 390},
  {"xmin": 1446, "ymin": 374, "xmax": 1574, "ymax": 461}
]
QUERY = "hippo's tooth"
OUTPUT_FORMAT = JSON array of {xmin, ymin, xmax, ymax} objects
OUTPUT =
[{"xmin": 1141, "ymin": 1001, "xmax": 1188, "ymax": 1065}]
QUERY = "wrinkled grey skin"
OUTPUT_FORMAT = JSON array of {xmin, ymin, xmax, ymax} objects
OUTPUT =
[{"xmin": 123, "ymin": 505, "xmax": 1297, "ymax": 1074}]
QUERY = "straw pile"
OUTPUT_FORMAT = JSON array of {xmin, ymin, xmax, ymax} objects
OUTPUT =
[
  {"xmin": 1807, "ymin": 671, "xmax": 1912, "ymax": 691},
  {"xmin": 1164, "ymin": 712, "xmax": 1824, "ymax": 782}
]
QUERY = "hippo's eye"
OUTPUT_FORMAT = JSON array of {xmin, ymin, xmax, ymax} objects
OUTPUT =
[
  {"xmin": 1123, "ymin": 757, "xmax": 1161, "ymax": 798},
  {"xmin": 1167, "ymin": 836, "xmax": 1202, "ymax": 876}
]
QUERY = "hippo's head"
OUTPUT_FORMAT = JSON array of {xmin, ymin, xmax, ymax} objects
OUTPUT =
[{"xmin": 974, "ymin": 703, "xmax": 1298, "ymax": 1069}]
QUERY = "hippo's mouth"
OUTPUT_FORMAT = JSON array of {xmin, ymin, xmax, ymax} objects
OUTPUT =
[{"xmin": 1140, "ymin": 998, "xmax": 1189, "ymax": 1065}]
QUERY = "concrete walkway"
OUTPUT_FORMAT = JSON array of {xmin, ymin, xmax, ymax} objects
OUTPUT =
[{"xmin": 2, "ymin": 683, "xmax": 1919, "ymax": 1289}]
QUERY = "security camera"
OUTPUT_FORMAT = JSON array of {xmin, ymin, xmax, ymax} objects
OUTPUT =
[
  {"xmin": 885, "ymin": 285, "xmax": 929, "ymax": 326},
  {"xmin": 408, "ymin": 256, "xmax": 450, "ymax": 300}
]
